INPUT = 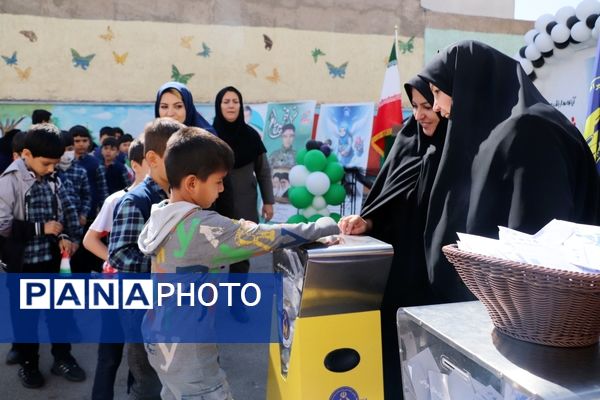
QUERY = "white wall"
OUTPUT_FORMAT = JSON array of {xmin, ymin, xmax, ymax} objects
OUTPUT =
[{"xmin": 533, "ymin": 42, "xmax": 596, "ymax": 133}]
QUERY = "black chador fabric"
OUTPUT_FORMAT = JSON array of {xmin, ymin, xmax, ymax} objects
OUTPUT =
[
  {"xmin": 213, "ymin": 86, "xmax": 267, "ymax": 169},
  {"xmin": 418, "ymin": 40, "xmax": 600, "ymax": 303},
  {"xmin": 362, "ymin": 76, "xmax": 447, "ymax": 307},
  {"xmin": 362, "ymin": 76, "xmax": 447, "ymax": 400}
]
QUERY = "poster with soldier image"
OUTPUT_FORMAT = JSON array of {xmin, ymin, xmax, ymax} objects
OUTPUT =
[{"xmin": 263, "ymin": 101, "xmax": 316, "ymax": 223}]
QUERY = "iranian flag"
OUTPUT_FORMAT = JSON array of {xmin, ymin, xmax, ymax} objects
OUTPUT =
[{"xmin": 369, "ymin": 42, "xmax": 403, "ymax": 171}]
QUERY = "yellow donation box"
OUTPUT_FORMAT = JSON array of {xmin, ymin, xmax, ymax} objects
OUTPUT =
[{"xmin": 267, "ymin": 235, "xmax": 393, "ymax": 400}]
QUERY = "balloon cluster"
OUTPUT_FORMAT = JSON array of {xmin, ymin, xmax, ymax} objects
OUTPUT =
[
  {"xmin": 286, "ymin": 140, "xmax": 346, "ymax": 223},
  {"xmin": 514, "ymin": 0, "xmax": 600, "ymax": 81}
]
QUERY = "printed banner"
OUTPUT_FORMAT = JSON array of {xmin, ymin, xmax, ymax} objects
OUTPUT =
[
  {"xmin": 315, "ymin": 103, "xmax": 374, "ymax": 216},
  {"xmin": 0, "ymin": 102, "xmax": 214, "ymax": 141},
  {"xmin": 0, "ymin": 103, "xmax": 155, "ymax": 140},
  {"xmin": 315, "ymin": 103, "xmax": 374, "ymax": 169},
  {"xmin": 263, "ymin": 101, "xmax": 317, "ymax": 223}
]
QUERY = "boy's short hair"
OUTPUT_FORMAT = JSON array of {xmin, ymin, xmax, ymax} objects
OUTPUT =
[
  {"xmin": 99, "ymin": 126, "xmax": 115, "ymax": 138},
  {"xmin": 31, "ymin": 109, "xmax": 52, "ymax": 124},
  {"xmin": 113, "ymin": 127, "xmax": 124, "ymax": 137},
  {"xmin": 11, "ymin": 131, "xmax": 26, "ymax": 154},
  {"xmin": 128, "ymin": 136, "xmax": 145, "ymax": 165},
  {"xmin": 165, "ymin": 127, "xmax": 234, "ymax": 188},
  {"xmin": 69, "ymin": 125, "xmax": 91, "ymax": 139},
  {"xmin": 143, "ymin": 118, "xmax": 184, "ymax": 158},
  {"xmin": 59, "ymin": 130, "xmax": 73, "ymax": 148},
  {"xmin": 101, "ymin": 137, "xmax": 119, "ymax": 148},
  {"xmin": 24, "ymin": 123, "xmax": 64, "ymax": 159},
  {"xmin": 118, "ymin": 133, "xmax": 134, "ymax": 145}
]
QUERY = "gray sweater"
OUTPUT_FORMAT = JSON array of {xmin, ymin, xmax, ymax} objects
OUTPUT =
[{"xmin": 138, "ymin": 200, "xmax": 339, "ymax": 271}]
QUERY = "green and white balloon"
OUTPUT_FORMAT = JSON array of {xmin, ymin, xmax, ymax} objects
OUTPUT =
[{"xmin": 286, "ymin": 140, "xmax": 347, "ymax": 224}]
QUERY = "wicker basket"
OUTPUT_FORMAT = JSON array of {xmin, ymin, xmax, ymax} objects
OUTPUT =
[{"xmin": 442, "ymin": 244, "xmax": 600, "ymax": 347}]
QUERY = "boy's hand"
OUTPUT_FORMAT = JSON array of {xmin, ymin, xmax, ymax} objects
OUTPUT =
[
  {"xmin": 79, "ymin": 215, "xmax": 87, "ymax": 227},
  {"xmin": 240, "ymin": 219, "xmax": 258, "ymax": 230},
  {"xmin": 59, "ymin": 238, "xmax": 73, "ymax": 255},
  {"xmin": 44, "ymin": 220, "xmax": 63, "ymax": 236},
  {"xmin": 317, "ymin": 235, "xmax": 341, "ymax": 246}
]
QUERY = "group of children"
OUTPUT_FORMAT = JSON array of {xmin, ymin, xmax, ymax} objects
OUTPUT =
[{"xmin": 0, "ymin": 113, "xmax": 340, "ymax": 399}]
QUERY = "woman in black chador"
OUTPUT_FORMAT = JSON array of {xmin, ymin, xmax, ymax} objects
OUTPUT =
[
  {"xmin": 418, "ymin": 40, "xmax": 599, "ymax": 303},
  {"xmin": 341, "ymin": 40, "xmax": 600, "ymax": 399},
  {"xmin": 340, "ymin": 75, "xmax": 448, "ymax": 399}
]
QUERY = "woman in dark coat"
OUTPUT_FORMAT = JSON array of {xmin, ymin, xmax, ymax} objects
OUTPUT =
[
  {"xmin": 213, "ymin": 86, "xmax": 274, "ymax": 224},
  {"xmin": 213, "ymin": 86, "xmax": 275, "ymax": 309},
  {"xmin": 340, "ymin": 76, "xmax": 448, "ymax": 399}
]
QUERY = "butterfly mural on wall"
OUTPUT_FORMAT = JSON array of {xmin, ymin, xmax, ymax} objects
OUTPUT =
[
  {"xmin": 326, "ymin": 62, "xmax": 348, "ymax": 79},
  {"xmin": 397, "ymin": 36, "xmax": 415, "ymax": 54},
  {"xmin": 71, "ymin": 49, "xmax": 95, "ymax": 70},
  {"xmin": 180, "ymin": 36, "xmax": 193, "ymax": 49},
  {"xmin": 19, "ymin": 30, "xmax": 37, "ymax": 42},
  {"xmin": 311, "ymin": 48, "xmax": 325, "ymax": 63},
  {"xmin": 263, "ymin": 34, "xmax": 273, "ymax": 51},
  {"xmin": 171, "ymin": 65, "xmax": 194, "ymax": 84},
  {"xmin": 265, "ymin": 68, "xmax": 280, "ymax": 83},
  {"xmin": 99, "ymin": 26, "xmax": 114, "ymax": 42},
  {"xmin": 197, "ymin": 42, "xmax": 211, "ymax": 58},
  {"xmin": 15, "ymin": 66, "xmax": 31, "ymax": 81},
  {"xmin": 2, "ymin": 51, "xmax": 17, "ymax": 66},
  {"xmin": 112, "ymin": 51, "xmax": 128, "ymax": 65},
  {"xmin": 246, "ymin": 63, "xmax": 259, "ymax": 77}
]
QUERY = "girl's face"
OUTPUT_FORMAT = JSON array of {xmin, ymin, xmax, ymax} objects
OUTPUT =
[
  {"xmin": 220, "ymin": 91, "xmax": 241, "ymax": 123},
  {"xmin": 430, "ymin": 83, "xmax": 452, "ymax": 119},
  {"xmin": 159, "ymin": 91, "xmax": 186, "ymax": 123},
  {"xmin": 411, "ymin": 88, "xmax": 440, "ymax": 136}
]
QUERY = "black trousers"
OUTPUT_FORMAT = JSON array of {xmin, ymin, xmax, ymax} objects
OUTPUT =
[
  {"xmin": 11, "ymin": 257, "xmax": 73, "ymax": 366},
  {"xmin": 71, "ymin": 221, "xmax": 103, "ymax": 273}
]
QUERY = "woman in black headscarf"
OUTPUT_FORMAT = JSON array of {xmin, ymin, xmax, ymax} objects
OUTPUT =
[
  {"xmin": 340, "ymin": 76, "xmax": 448, "ymax": 399},
  {"xmin": 214, "ymin": 86, "xmax": 274, "ymax": 223},
  {"xmin": 417, "ymin": 40, "xmax": 599, "ymax": 304},
  {"xmin": 214, "ymin": 86, "xmax": 275, "ymax": 295}
]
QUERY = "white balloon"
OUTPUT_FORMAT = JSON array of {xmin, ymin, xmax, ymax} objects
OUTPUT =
[
  {"xmin": 571, "ymin": 21, "xmax": 592, "ymax": 42},
  {"xmin": 288, "ymin": 165, "xmax": 309, "ymax": 187},
  {"xmin": 534, "ymin": 32, "xmax": 554, "ymax": 52},
  {"xmin": 524, "ymin": 29, "xmax": 539, "ymax": 44},
  {"xmin": 551, "ymin": 24, "xmax": 571, "ymax": 43},
  {"xmin": 312, "ymin": 196, "xmax": 327, "ymax": 210},
  {"xmin": 594, "ymin": 25, "xmax": 600, "ymax": 39},
  {"xmin": 524, "ymin": 44, "xmax": 541, "ymax": 60},
  {"xmin": 519, "ymin": 58, "xmax": 534, "ymax": 75},
  {"xmin": 302, "ymin": 206, "xmax": 317, "ymax": 218},
  {"xmin": 576, "ymin": 0, "xmax": 600, "ymax": 21},
  {"xmin": 315, "ymin": 206, "xmax": 330, "ymax": 216},
  {"xmin": 555, "ymin": 6, "xmax": 576, "ymax": 24},
  {"xmin": 535, "ymin": 14, "xmax": 555, "ymax": 32},
  {"xmin": 305, "ymin": 171, "xmax": 330, "ymax": 196}
]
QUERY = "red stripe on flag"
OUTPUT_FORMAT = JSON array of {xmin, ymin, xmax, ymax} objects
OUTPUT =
[{"xmin": 371, "ymin": 98, "xmax": 403, "ymax": 157}]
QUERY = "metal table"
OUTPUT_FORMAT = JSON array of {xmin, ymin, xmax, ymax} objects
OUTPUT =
[{"xmin": 397, "ymin": 301, "xmax": 600, "ymax": 399}]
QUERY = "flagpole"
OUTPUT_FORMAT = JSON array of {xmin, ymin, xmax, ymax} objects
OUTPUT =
[{"xmin": 394, "ymin": 25, "xmax": 399, "ymax": 59}]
